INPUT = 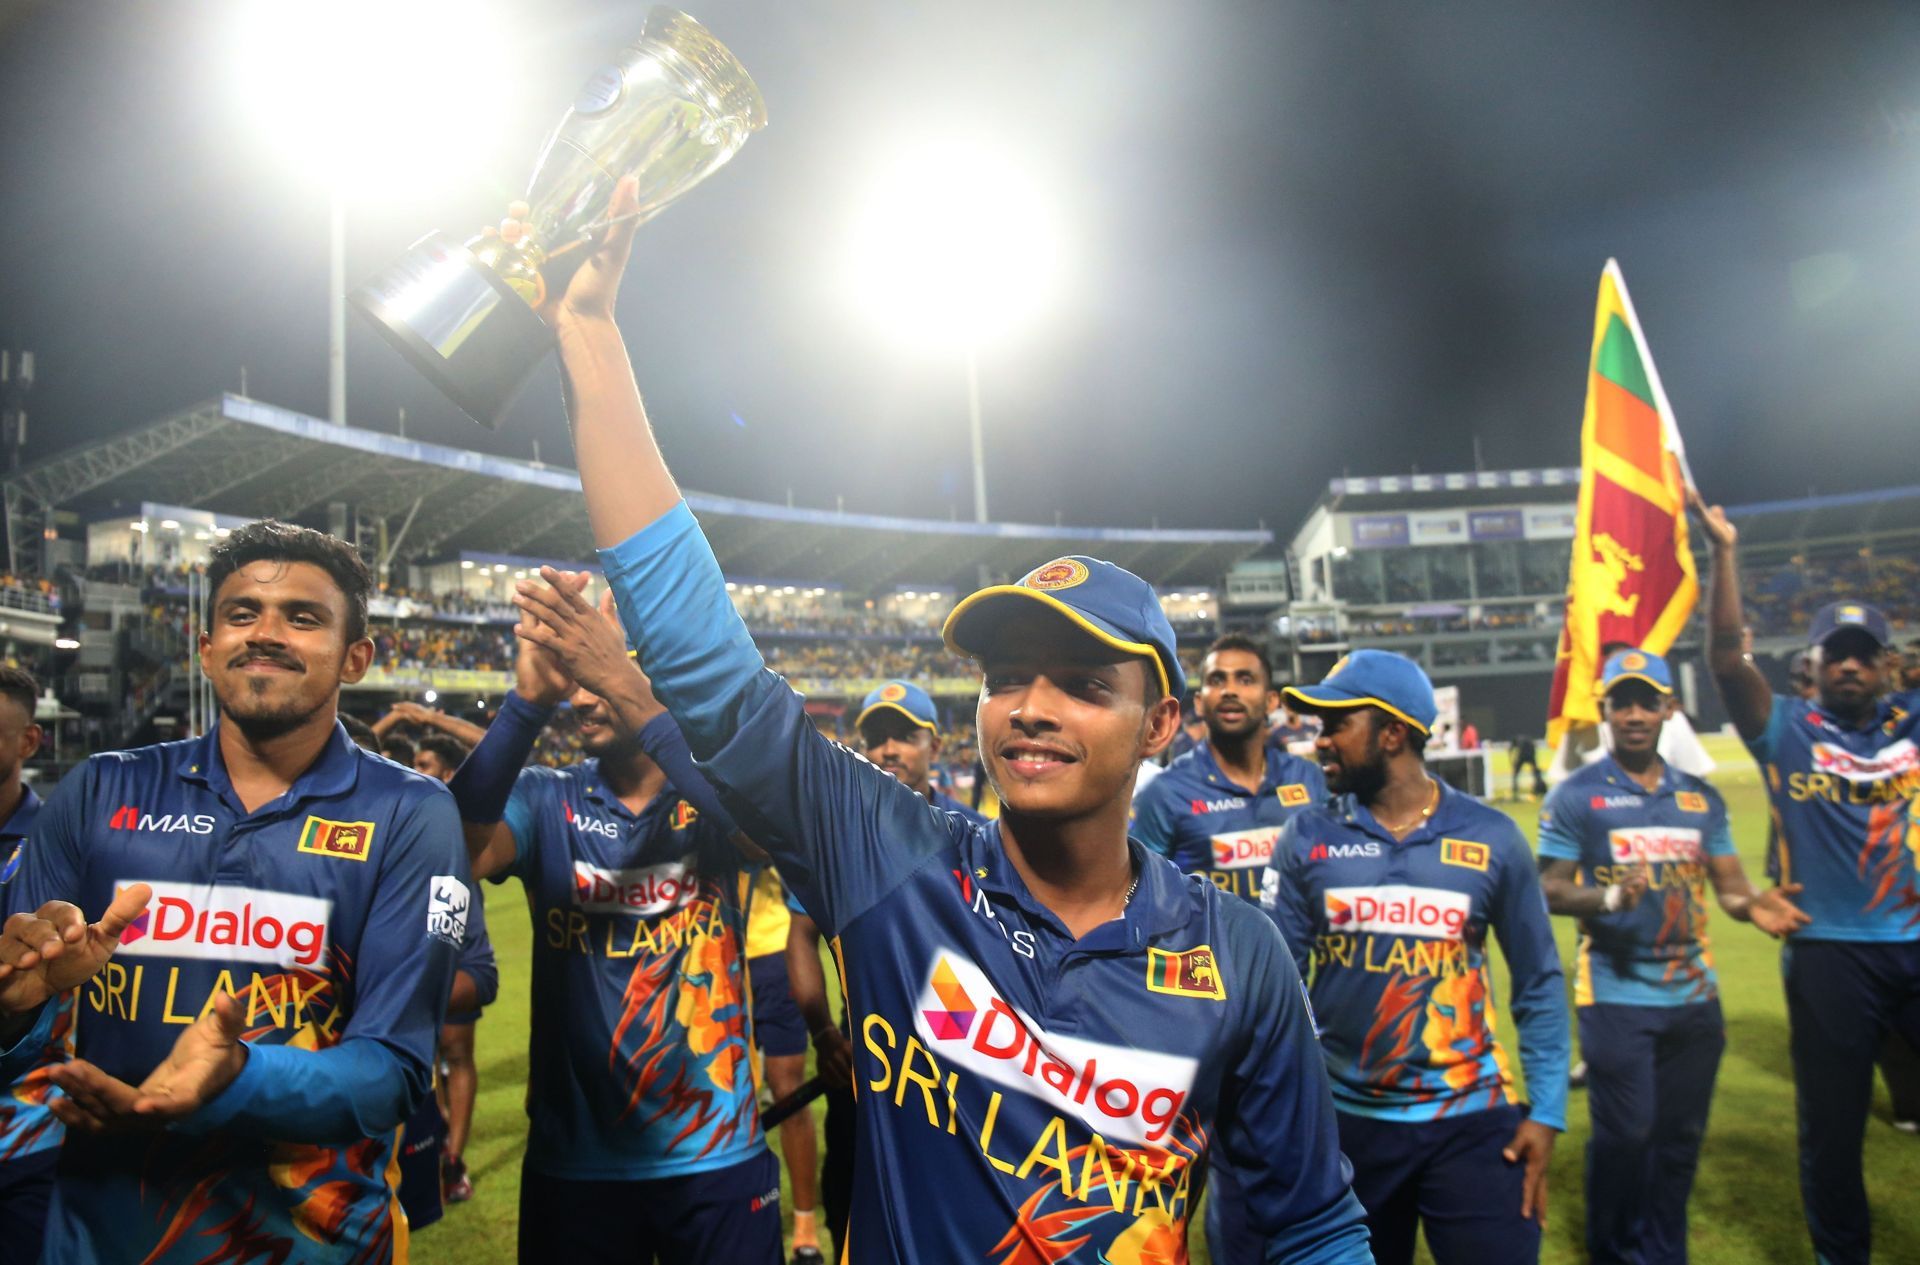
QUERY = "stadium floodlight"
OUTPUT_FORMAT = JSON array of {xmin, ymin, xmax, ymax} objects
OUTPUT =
[
  {"xmin": 228, "ymin": 0, "xmax": 512, "ymax": 426},
  {"xmin": 423, "ymin": 689, "xmax": 438, "ymax": 704},
  {"xmin": 843, "ymin": 138, "xmax": 1067, "ymax": 525}
]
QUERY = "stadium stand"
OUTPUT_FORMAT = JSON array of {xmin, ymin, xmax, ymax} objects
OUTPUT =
[{"xmin": 2, "ymin": 396, "xmax": 1916, "ymax": 769}]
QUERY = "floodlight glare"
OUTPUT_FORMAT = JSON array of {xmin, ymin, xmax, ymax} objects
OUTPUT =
[
  {"xmin": 229, "ymin": 0, "xmax": 512, "ymax": 188},
  {"xmin": 844, "ymin": 140, "xmax": 1066, "ymax": 349}
]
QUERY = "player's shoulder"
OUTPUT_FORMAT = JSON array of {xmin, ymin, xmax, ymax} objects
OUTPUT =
[
  {"xmin": 347, "ymin": 743, "xmax": 456, "ymax": 811},
  {"xmin": 1147, "ymin": 747, "xmax": 1207, "ymax": 792},
  {"xmin": 1671, "ymin": 767, "xmax": 1725, "ymax": 805},
  {"xmin": 1437, "ymin": 785, "xmax": 1527, "ymax": 848}
]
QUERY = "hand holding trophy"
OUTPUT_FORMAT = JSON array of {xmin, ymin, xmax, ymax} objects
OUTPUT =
[{"xmin": 352, "ymin": 7, "xmax": 765, "ymax": 428}]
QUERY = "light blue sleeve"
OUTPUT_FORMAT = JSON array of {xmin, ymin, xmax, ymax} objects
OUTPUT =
[
  {"xmin": 0, "ymin": 1001, "xmax": 57, "ymax": 1084},
  {"xmin": 1489, "ymin": 820, "xmax": 1570, "ymax": 1131},
  {"xmin": 1534, "ymin": 783, "xmax": 1586, "ymax": 862},
  {"xmin": 1744, "ymin": 695, "xmax": 1796, "ymax": 764},
  {"xmin": 182, "ymin": 1040, "xmax": 413, "ymax": 1142},
  {"xmin": 499, "ymin": 769, "xmax": 544, "ymax": 881},
  {"xmin": 1704, "ymin": 788, "xmax": 1737, "ymax": 858}
]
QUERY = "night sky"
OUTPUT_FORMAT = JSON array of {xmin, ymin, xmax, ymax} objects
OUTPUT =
[{"xmin": 4, "ymin": 1, "xmax": 1920, "ymax": 535}]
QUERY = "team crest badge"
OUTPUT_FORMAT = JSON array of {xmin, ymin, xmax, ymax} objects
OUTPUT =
[
  {"xmin": 1147, "ymin": 945, "xmax": 1226, "ymax": 1001},
  {"xmin": 1839, "ymin": 604, "xmax": 1865, "ymax": 622},
  {"xmin": 671, "ymin": 802, "xmax": 701, "ymax": 830},
  {"xmin": 1621, "ymin": 652, "xmax": 1647, "ymax": 670},
  {"xmin": 879, "ymin": 682, "xmax": 908, "ymax": 702},
  {"xmin": 1277, "ymin": 783, "xmax": 1312, "ymax": 807},
  {"xmin": 297, "ymin": 817, "xmax": 374, "ymax": 861},
  {"xmin": 1675, "ymin": 792, "xmax": 1708, "ymax": 813},
  {"xmin": 1024, "ymin": 558, "xmax": 1089, "ymax": 591},
  {"xmin": 1440, "ymin": 838, "xmax": 1490, "ymax": 871}
]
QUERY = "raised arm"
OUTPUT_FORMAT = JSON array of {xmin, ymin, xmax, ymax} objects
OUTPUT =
[{"xmin": 1693, "ymin": 493, "xmax": 1772, "ymax": 741}]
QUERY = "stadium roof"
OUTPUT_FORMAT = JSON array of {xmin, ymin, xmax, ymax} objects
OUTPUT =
[
  {"xmin": 3, "ymin": 395, "xmax": 1270, "ymax": 588},
  {"xmin": 1723, "ymin": 483, "xmax": 1920, "ymax": 552}
]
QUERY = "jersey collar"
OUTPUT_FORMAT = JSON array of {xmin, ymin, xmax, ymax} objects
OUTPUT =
[
  {"xmin": 1194, "ymin": 740, "xmax": 1282, "ymax": 798},
  {"xmin": 1336, "ymin": 776, "xmax": 1466, "ymax": 847},
  {"xmin": 965, "ymin": 826, "xmax": 1193, "ymax": 949},
  {"xmin": 180, "ymin": 720, "xmax": 362, "ymax": 813},
  {"xmin": 0, "ymin": 784, "xmax": 39, "ymax": 841},
  {"xmin": 1595, "ymin": 753, "xmax": 1676, "ymax": 798}
]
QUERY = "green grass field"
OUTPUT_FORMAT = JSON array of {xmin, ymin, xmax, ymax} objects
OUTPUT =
[{"xmin": 414, "ymin": 739, "xmax": 1920, "ymax": 1263}]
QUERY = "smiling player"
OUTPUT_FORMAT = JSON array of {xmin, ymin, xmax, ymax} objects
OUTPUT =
[{"xmin": 502, "ymin": 179, "xmax": 1370, "ymax": 1263}]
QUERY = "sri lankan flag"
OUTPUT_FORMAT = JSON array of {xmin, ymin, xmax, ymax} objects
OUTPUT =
[{"xmin": 1546, "ymin": 261, "xmax": 1697, "ymax": 749}]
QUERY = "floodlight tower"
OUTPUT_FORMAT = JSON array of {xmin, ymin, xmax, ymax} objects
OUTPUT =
[{"xmin": 845, "ymin": 141, "xmax": 1066, "ymax": 531}]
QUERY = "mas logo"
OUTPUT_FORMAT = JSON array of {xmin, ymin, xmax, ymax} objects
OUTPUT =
[
  {"xmin": 1277, "ymin": 783, "xmax": 1312, "ymax": 807},
  {"xmin": 1307, "ymin": 840, "xmax": 1382, "ymax": 862},
  {"xmin": 1146, "ymin": 945, "xmax": 1226, "ymax": 1001},
  {"xmin": 1675, "ymin": 791, "xmax": 1708, "ymax": 813},
  {"xmin": 117, "ymin": 882, "xmax": 332, "ymax": 967},
  {"xmin": 913, "ymin": 952, "xmax": 1198, "ymax": 1145},
  {"xmin": 1209, "ymin": 825, "xmax": 1280, "ymax": 871},
  {"xmin": 1440, "ymin": 838, "xmax": 1489, "ymax": 872},
  {"xmin": 1024, "ymin": 558, "xmax": 1089, "ymax": 591},
  {"xmin": 296, "ymin": 816, "xmax": 373, "ymax": 862}
]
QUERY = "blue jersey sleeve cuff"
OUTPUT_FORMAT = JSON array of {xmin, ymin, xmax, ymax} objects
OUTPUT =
[
  {"xmin": 179, "ymin": 1041, "xmax": 265, "ymax": 1133},
  {"xmin": 0, "ymin": 1001, "xmax": 55, "ymax": 1082},
  {"xmin": 1535, "ymin": 823, "xmax": 1583, "ymax": 861}
]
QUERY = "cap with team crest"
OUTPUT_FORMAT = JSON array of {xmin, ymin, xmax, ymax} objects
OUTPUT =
[
  {"xmin": 1599, "ymin": 647, "xmax": 1673, "ymax": 695},
  {"xmin": 856, "ymin": 680, "xmax": 940, "ymax": 732},
  {"xmin": 942, "ymin": 556, "xmax": 1183, "ymax": 701},
  {"xmin": 1282, "ymin": 649, "xmax": 1437, "ymax": 735},
  {"xmin": 1808, "ymin": 601, "xmax": 1891, "ymax": 651}
]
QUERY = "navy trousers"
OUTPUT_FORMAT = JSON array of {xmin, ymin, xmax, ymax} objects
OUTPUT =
[
  {"xmin": 518, "ymin": 1149, "xmax": 782, "ymax": 1265},
  {"xmin": 1782, "ymin": 939, "xmax": 1920, "ymax": 1265},
  {"xmin": 1579, "ymin": 1000, "xmax": 1724, "ymax": 1264},
  {"xmin": 1337, "ymin": 1102, "xmax": 1541, "ymax": 1265}
]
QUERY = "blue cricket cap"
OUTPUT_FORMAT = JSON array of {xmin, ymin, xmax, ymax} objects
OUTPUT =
[
  {"xmin": 1599, "ymin": 647, "xmax": 1673, "ymax": 695},
  {"xmin": 1808, "ymin": 601, "xmax": 1891, "ymax": 651},
  {"xmin": 856, "ymin": 680, "xmax": 939, "ymax": 732},
  {"xmin": 942, "ymin": 556, "xmax": 1183, "ymax": 702},
  {"xmin": 1282, "ymin": 649, "xmax": 1437, "ymax": 735}
]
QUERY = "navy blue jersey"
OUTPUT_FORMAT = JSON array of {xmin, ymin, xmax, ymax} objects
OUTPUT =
[
  {"xmin": 930, "ymin": 786, "xmax": 989, "ymax": 825},
  {"xmin": 1262, "ymin": 785, "xmax": 1569, "ymax": 1130},
  {"xmin": 1133, "ymin": 744, "xmax": 1326, "ymax": 902},
  {"xmin": 0, "ymin": 787, "xmax": 63, "ymax": 1165},
  {"xmin": 1537, "ymin": 757, "xmax": 1736, "ymax": 1007},
  {"xmin": 598, "ymin": 503, "xmax": 1370, "ymax": 1265},
  {"xmin": 6, "ymin": 725, "xmax": 464, "ymax": 1264},
  {"xmin": 1747, "ymin": 691, "xmax": 1920, "ymax": 941},
  {"xmin": 498, "ymin": 759, "xmax": 762, "ymax": 1181},
  {"xmin": 449, "ymin": 884, "xmax": 499, "ymax": 1017}
]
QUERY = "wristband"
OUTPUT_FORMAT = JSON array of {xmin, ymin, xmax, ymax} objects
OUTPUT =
[{"xmin": 1602, "ymin": 884, "xmax": 1624, "ymax": 913}]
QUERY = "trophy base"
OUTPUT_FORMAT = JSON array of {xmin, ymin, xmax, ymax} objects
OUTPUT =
[{"xmin": 349, "ymin": 232, "xmax": 555, "ymax": 430}]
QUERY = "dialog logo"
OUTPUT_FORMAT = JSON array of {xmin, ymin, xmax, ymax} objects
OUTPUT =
[
  {"xmin": 1210, "ymin": 825, "xmax": 1281, "ymax": 870},
  {"xmin": 572, "ymin": 859, "xmax": 698, "ymax": 916},
  {"xmin": 1324, "ymin": 885, "xmax": 1471, "ymax": 941},
  {"xmin": 913, "ymin": 952, "xmax": 1198, "ymax": 1145},
  {"xmin": 1810, "ymin": 740, "xmax": 1918, "ymax": 784},
  {"xmin": 1608, "ymin": 827, "xmax": 1702, "ymax": 865},
  {"xmin": 116, "ymin": 882, "xmax": 331, "ymax": 967}
]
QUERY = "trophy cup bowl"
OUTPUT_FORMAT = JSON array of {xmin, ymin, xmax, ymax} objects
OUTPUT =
[{"xmin": 350, "ymin": 7, "xmax": 766, "ymax": 429}]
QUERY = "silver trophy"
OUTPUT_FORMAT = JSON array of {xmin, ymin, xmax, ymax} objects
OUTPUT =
[{"xmin": 352, "ymin": 7, "xmax": 766, "ymax": 428}]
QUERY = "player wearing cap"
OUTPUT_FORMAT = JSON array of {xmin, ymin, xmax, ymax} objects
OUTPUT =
[
  {"xmin": 1536, "ymin": 648, "xmax": 1805, "ymax": 1264},
  {"xmin": 784, "ymin": 678, "xmax": 986, "ymax": 1259},
  {"xmin": 1261, "ymin": 649, "xmax": 1568, "ymax": 1265},
  {"xmin": 1132, "ymin": 635, "xmax": 1328, "ymax": 1264},
  {"xmin": 1696, "ymin": 501, "xmax": 1920, "ymax": 1264},
  {"xmin": 446, "ymin": 579, "xmax": 778, "ymax": 1265},
  {"xmin": 0, "ymin": 521, "xmax": 467, "ymax": 1264},
  {"xmin": 506, "ymin": 182, "xmax": 1370, "ymax": 1263}
]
